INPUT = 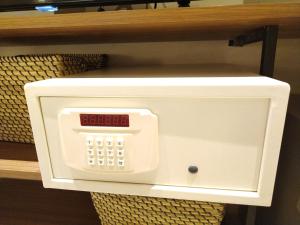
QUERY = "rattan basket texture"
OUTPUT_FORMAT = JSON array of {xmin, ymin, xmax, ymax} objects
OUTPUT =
[
  {"xmin": 91, "ymin": 193, "xmax": 225, "ymax": 225},
  {"xmin": 0, "ymin": 54, "xmax": 107, "ymax": 143}
]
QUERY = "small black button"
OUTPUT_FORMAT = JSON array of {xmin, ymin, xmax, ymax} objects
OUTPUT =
[{"xmin": 188, "ymin": 165, "xmax": 198, "ymax": 174}]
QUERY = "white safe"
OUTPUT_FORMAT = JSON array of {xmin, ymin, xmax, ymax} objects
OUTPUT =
[{"xmin": 25, "ymin": 76, "xmax": 290, "ymax": 206}]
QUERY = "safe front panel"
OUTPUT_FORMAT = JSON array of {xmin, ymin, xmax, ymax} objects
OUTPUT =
[{"xmin": 25, "ymin": 77, "xmax": 290, "ymax": 206}]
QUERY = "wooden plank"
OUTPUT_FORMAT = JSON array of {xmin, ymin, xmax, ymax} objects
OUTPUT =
[
  {"xmin": 0, "ymin": 142, "xmax": 40, "ymax": 180},
  {"xmin": 0, "ymin": 3, "xmax": 299, "ymax": 44},
  {"xmin": 0, "ymin": 159, "xmax": 41, "ymax": 180}
]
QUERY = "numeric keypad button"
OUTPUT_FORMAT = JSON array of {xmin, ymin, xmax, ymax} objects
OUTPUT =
[
  {"xmin": 98, "ymin": 158, "xmax": 105, "ymax": 166},
  {"xmin": 87, "ymin": 148, "xmax": 94, "ymax": 156},
  {"xmin": 105, "ymin": 137, "xmax": 114, "ymax": 147},
  {"xmin": 96, "ymin": 148, "xmax": 105, "ymax": 157},
  {"xmin": 107, "ymin": 158, "xmax": 114, "ymax": 167},
  {"xmin": 107, "ymin": 149, "xmax": 114, "ymax": 157},
  {"xmin": 86, "ymin": 136, "xmax": 94, "ymax": 146},
  {"xmin": 116, "ymin": 137, "xmax": 124, "ymax": 148},
  {"xmin": 95, "ymin": 137, "xmax": 104, "ymax": 147},
  {"xmin": 87, "ymin": 157, "xmax": 95, "ymax": 166},
  {"xmin": 117, "ymin": 159, "xmax": 125, "ymax": 168},
  {"xmin": 117, "ymin": 149, "xmax": 124, "ymax": 157}
]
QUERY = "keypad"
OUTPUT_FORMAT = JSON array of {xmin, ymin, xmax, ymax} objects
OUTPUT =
[{"xmin": 85, "ymin": 135, "xmax": 125, "ymax": 169}]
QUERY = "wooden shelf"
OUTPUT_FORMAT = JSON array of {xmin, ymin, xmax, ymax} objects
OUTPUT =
[
  {"xmin": 0, "ymin": 142, "xmax": 40, "ymax": 180},
  {"xmin": 0, "ymin": 159, "xmax": 40, "ymax": 180},
  {"xmin": 0, "ymin": 3, "xmax": 300, "ymax": 44}
]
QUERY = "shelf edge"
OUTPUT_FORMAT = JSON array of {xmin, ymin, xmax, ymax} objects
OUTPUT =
[{"xmin": 0, "ymin": 159, "xmax": 41, "ymax": 180}]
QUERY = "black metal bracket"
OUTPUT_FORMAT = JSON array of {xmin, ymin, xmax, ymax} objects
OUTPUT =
[
  {"xmin": 229, "ymin": 25, "xmax": 279, "ymax": 78},
  {"xmin": 177, "ymin": 0, "xmax": 190, "ymax": 7}
]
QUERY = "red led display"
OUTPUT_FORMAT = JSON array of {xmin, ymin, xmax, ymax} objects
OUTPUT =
[{"xmin": 80, "ymin": 114, "xmax": 129, "ymax": 127}]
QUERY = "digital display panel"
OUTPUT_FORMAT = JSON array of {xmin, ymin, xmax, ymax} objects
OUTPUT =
[{"xmin": 80, "ymin": 114, "xmax": 129, "ymax": 127}]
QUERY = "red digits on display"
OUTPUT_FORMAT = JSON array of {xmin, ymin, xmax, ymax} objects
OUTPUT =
[
  {"xmin": 80, "ymin": 114, "xmax": 129, "ymax": 127},
  {"xmin": 112, "ymin": 115, "xmax": 119, "ymax": 126},
  {"xmin": 89, "ymin": 115, "xmax": 97, "ymax": 125},
  {"xmin": 97, "ymin": 115, "xmax": 104, "ymax": 125},
  {"xmin": 120, "ymin": 115, "xmax": 129, "ymax": 126},
  {"xmin": 104, "ymin": 115, "xmax": 112, "ymax": 126},
  {"xmin": 80, "ymin": 114, "xmax": 89, "ymax": 126}
]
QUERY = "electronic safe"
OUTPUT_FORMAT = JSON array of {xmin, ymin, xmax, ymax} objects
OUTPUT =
[{"xmin": 25, "ymin": 77, "xmax": 290, "ymax": 206}]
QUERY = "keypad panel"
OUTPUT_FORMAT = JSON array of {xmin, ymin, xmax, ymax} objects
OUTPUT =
[{"xmin": 85, "ymin": 135, "xmax": 126, "ymax": 170}]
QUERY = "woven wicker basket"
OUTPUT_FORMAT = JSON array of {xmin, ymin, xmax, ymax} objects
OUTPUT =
[
  {"xmin": 0, "ymin": 54, "xmax": 107, "ymax": 143},
  {"xmin": 91, "ymin": 193, "xmax": 225, "ymax": 225}
]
